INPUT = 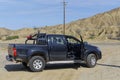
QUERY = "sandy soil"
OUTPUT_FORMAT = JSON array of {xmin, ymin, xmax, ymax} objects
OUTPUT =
[{"xmin": 0, "ymin": 42, "xmax": 120, "ymax": 80}]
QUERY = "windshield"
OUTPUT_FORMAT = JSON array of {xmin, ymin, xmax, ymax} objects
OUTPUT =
[{"xmin": 66, "ymin": 36, "xmax": 80, "ymax": 44}]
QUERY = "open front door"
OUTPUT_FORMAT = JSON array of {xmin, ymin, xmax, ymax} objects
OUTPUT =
[{"xmin": 66, "ymin": 36, "xmax": 81, "ymax": 59}]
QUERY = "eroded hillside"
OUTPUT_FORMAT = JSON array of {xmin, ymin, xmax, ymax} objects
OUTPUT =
[{"xmin": 0, "ymin": 8, "xmax": 120, "ymax": 40}]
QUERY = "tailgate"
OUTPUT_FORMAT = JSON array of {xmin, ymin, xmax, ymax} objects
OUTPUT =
[
  {"xmin": 6, "ymin": 44, "xmax": 17, "ymax": 61},
  {"xmin": 7, "ymin": 44, "xmax": 29, "ymax": 62}
]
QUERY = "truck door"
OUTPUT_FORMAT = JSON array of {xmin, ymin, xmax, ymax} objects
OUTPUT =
[
  {"xmin": 48, "ymin": 35, "xmax": 67, "ymax": 60},
  {"xmin": 66, "ymin": 36, "xmax": 81, "ymax": 59}
]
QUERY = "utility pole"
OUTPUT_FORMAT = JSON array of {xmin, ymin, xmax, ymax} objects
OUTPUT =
[{"xmin": 63, "ymin": 0, "xmax": 67, "ymax": 35}]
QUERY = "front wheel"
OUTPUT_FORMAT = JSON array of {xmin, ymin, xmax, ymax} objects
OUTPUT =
[
  {"xmin": 28, "ymin": 56, "xmax": 45, "ymax": 72},
  {"xmin": 86, "ymin": 54, "xmax": 97, "ymax": 68}
]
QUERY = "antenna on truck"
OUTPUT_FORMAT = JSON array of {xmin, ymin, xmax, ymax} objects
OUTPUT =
[
  {"xmin": 37, "ymin": 30, "xmax": 40, "ymax": 38},
  {"xmin": 38, "ymin": 30, "xmax": 40, "ymax": 34},
  {"xmin": 80, "ymin": 35, "xmax": 83, "ymax": 43}
]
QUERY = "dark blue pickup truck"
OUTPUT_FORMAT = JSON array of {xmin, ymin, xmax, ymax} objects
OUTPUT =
[{"xmin": 6, "ymin": 32, "xmax": 102, "ymax": 72}]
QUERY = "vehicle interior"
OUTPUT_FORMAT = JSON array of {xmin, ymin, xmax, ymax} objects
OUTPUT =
[{"xmin": 65, "ymin": 36, "xmax": 81, "ymax": 59}]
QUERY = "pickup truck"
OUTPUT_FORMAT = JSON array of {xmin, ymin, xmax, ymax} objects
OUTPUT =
[{"xmin": 6, "ymin": 32, "xmax": 102, "ymax": 72}]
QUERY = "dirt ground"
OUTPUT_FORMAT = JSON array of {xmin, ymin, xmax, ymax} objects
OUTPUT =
[{"xmin": 0, "ymin": 42, "xmax": 120, "ymax": 80}]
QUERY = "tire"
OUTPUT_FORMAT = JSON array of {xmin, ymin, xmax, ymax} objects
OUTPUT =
[
  {"xmin": 86, "ymin": 54, "xmax": 97, "ymax": 68},
  {"xmin": 28, "ymin": 56, "xmax": 45, "ymax": 72},
  {"xmin": 22, "ymin": 62, "xmax": 28, "ymax": 68}
]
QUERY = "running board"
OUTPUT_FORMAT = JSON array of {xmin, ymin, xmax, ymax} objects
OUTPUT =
[{"xmin": 47, "ymin": 60, "xmax": 85, "ymax": 64}]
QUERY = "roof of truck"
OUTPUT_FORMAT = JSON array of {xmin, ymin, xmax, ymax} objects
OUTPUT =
[
  {"xmin": 39, "ymin": 33, "xmax": 79, "ymax": 39},
  {"xmin": 46, "ymin": 34, "xmax": 74, "ymax": 38}
]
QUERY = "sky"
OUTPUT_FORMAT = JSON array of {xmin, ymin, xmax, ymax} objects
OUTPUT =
[{"xmin": 0, "ymin": 0, "xmax": 120, "ymax": 30}]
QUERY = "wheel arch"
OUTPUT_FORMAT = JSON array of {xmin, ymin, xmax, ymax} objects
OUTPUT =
[
  {"xmin": 28, "ymin": 51, "xmax": 49, "ymax": 62},
  {"xmin": 84, "ymin": 51, "xmax": 99, "ymax": 61}
]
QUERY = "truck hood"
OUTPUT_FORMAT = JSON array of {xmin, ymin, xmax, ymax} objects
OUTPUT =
[{"xmin": 84, "ymin": 42, "xmax": 100, "ymax": 51}]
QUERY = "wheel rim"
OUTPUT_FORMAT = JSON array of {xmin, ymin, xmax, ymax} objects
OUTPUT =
[
  {"xmin": 33, "ymin": 59, "xmax": 42, "ymax": 70},
  {"xmin": 90, "ymin": 56, "xmax": 96, "ymax": 66}
]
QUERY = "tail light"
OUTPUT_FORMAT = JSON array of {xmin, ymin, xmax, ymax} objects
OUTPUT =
[{"xmin": 13, "ymin": 48, "xmax": 17, "ymax": 57}]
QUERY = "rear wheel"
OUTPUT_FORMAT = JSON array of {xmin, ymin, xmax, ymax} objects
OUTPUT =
[
  {"xmin": 28, "ymin": 56, "xmax": 45, "ymax": 72},
  {"xmin": 86, "ymin": 54, "xmax": 97, "ymax": 68}
]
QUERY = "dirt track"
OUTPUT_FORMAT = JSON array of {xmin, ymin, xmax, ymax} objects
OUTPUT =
[{"xmin": 0, "ymin": 42, "xmax": 120, "ymax": 80}]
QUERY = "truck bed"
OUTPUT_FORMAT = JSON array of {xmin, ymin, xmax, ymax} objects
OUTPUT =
[{"xmin": 7, "ymin": 44, "xmax": 48, "ymax": 62}]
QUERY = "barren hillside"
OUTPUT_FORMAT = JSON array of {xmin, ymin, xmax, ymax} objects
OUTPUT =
[
  {"xmin": 42, "ymin": 8, "xmax": 120, "ymax": 40},
  {"xmin": 0, "ymin": 28, "xmax": 12, "ymax": 40},
  {"xmin": 0, "ymin": 7, "xmax": 120, "ymax": 40}
]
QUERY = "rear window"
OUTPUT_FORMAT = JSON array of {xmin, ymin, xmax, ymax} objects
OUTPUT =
[{"xmin": 36, "ymin": 34, "xmax": 47, "ymax": 45}]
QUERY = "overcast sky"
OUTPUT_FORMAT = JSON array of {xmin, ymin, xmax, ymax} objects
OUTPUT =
[{"xmin": 0, "ymin": 0, "xmax": 120, "ymax": 30}]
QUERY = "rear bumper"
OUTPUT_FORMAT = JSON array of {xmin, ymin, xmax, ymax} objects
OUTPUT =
[
  {"xmin": 6, "ymin": 55, "xmax": 27, "ymax": 62},
  {"xmin": 6, "ymin": 55, "xmax": 14, "ymax": 61}
]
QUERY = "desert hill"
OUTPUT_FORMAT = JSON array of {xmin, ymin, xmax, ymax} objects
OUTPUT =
[{"xmin": 0, "ymin": 7, "xmax": 120, "ymax": 40}]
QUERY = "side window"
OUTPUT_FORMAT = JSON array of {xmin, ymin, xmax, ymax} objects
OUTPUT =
[
  {"xmin": 48, "ymin": 36, "xmax": 65, "ymax": 45},
  {"xmin": 67, "ymin": 37, "xmax": 80, "ymax": 44},
  {"xmin": 36, "ymin": 34, "xmax": 46, "ymax": 45}
]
